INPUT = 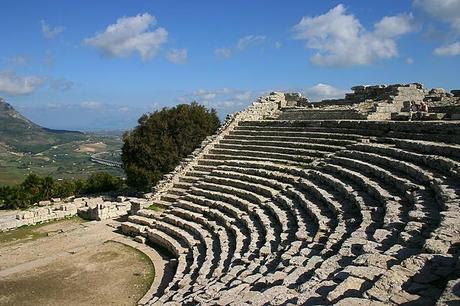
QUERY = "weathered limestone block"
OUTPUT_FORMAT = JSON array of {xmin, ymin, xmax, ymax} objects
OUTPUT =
[
  {"xmin": 38, "ymin": 200, "xmax": 51, "ymax": 206},
  {"xmin": 327, "ymin": 276, "xmax": 368, "ymax": 302}
]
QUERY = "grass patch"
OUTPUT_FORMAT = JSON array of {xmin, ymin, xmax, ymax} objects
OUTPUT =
[
  {"xmin": 0, "ymin": 223, "xmax": 47, "ymax": 244},
  {"xmin": 0, "ymin": 215, "xmax": 86, "ymax": 244},
  {"xmin": 135, "ymin": 247, "xmax": 156, "ymax": 291},
  {"xmin": 147, "ymin": 203, "xmax": 164, "ymax": 212}
]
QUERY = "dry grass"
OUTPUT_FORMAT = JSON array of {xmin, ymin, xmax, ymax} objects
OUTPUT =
[
  {"xmin": 0, "ymin": 219, "xmax": 154, "ymax": 306},
  {"xmin": 75, "ymin": 142, "xmax": 107, "ymax": 153}
]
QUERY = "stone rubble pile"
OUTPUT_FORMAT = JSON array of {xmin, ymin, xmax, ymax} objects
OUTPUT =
[{"xmin": 119, "ymin": 91, "xmax": 460, "ymax": 305}]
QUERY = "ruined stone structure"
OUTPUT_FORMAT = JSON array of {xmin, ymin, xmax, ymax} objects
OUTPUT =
[
  {"xmin": 119, "ymin": 87, "xmax": 460, "ymax": 305},
  {"xmin": 279, "ymin": 83, "xmax": 460, "ymax": 121},
  {"xmin": 0, "ymin": 196, "xmax": 148, "ymax": 231}
]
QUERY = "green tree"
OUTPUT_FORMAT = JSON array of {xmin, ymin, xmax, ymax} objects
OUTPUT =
[
  {"xmin": 122, "ymin": 102, "xmax": 220, "ymax": 188},
  {"xmin": 84, "ymin": 172, "xmax": 124, "ymax": 194}
]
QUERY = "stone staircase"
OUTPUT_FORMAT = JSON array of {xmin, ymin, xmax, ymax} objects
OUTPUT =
[{"xmin": 120, "ymin": 92, "xmax": 460, "ymax": 305}]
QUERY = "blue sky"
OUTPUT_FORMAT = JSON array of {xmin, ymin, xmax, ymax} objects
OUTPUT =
[{"xmin": 0, "ymin": 0, "xmax": 459, "ymax": 130}]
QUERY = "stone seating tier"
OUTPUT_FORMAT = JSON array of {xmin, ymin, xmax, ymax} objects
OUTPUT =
[{"xmin": 120, "ymin": 92, "xmax": 460, "ymax": 305}]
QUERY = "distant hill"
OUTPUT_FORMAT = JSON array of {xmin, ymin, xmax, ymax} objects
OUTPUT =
[{"xmin": 0, "ymin": 98, "xmax": 85, "ymax": 153}]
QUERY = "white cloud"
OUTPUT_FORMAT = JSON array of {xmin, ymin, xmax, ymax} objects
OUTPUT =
[
  {"xmin": 215, "ymin": 34, "xmax": 267, "ymax": 59},
  {"xmin": 292, "ymin": 5, "xmax": 416, "ymax": 66},
  {"xmin": 118, "ymin": 106, "xmax": 130, "ymax": 112},
  {"xmin": 166, "ymin": 48, "xmax": 187, "ymax": 64},
  {"xmin": 374, "ymin": 13, "xmax": 416, "ymax": 37},
  {"xmin": 413, "ymin": 0, "xmax": 460, "ymax": 32},
  {"xmin": 40, "ymin": 20, "xmax": 65, "ymax": 39},
  {"xmin": 9, "ymin": 55, "xmax": 28, "ymax": 66},
  {"xmin": 215, "ymin": 47, "xmax": 233, "ymax": 59},
  {"xmin": 80, "ymin": 101, "xmax": 102, "ymax": 109},
  {"xmin": 406, "ymin": 57, "xmax": 415, "ymax": 64},
  {"xmin": 178, "ymin": 88, "xmax": 256, "ymax": 115},
  {"xmin": 234, "ymin": 91, "xmax": 252, "ymax": 101},
  {"xmin": 50, "ymin": 78, "xmax": 74, "ymax": 91},
  {"xmin": 274, "ymin": 41, "xmax": 282, "ymax": 49},
  {"xmin": 0, "ymin": 71, "xmax": 46, "ymax": 95},
  {"xmin": 84, "ymin": 13, "xmax": 168, "ymax": 61},
  {"xmin": 236, "ymin": 35, "xmax": 266, "ymax": 50},
  {"xmin": 193, "ymin": 89, "xmax": 217, "ymax": 100},
  {"xmin": 305, "ymin": 83, "xmax": 347, "ymax": 101},
  {"xmin": 434, "ymin": 42, "xmax": 460, "ymax": 56}
]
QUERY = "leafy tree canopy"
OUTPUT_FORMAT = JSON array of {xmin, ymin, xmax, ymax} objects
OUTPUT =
[
  {"xmin": 0, "ymin": 172, "xmax": 124, "ymax": 210},
  {"xmin": 122, "ymin": 102, "xmax": 220, "ymax": 188}
]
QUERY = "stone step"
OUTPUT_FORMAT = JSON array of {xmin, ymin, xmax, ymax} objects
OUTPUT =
[
  {"xmin": 208, "ymin": 148, "xmax": 317, "ymax": 164},
  {"xmin": 237, "ymin": 120, "xmax": 460, "ymax": 144},
  {"xmin": 188, "ymin": 185, "xmax": 277, "ymax": 253},
  {"xmin": 329, "ymin": 156, "xmax": 420, "ymax": 196},
  {"xmin": 218, "ymin": 138, "xmax": 345, "ymax": 152},
  {"xmin": 224, "ymin": 134, "xmax": 357, "ymax": 146},
  {"xmin": 173, "ymin": 181, "xmax": 193, "ymax": 190},
  {"xmin": 230, "ymin": 129, "xmax": 364, "ymax": 141},
  {"xmin": 318, "ymin": 163, "xmax": 406, "ymax": 233},
  {"xmin": 179, "ymin": 194, "xmax": 256, "ymax": 258},
  {"xmin": 210, "ymin": 167, "xmax": 288, "ymax": 191},
  {"xmin": 167, "ymin": 205, "xmax": 230, "ymax": 278},
  {"xmin": 381, "ymin": 138, "xmax": 460, "ymax": 161},
  {"xmin": 203, "ymin": 173, "xmax": 279, "ymax": 199},
  {"xmin": 349, "ymin": 142, "xmax": 460, "ymax": 178}
]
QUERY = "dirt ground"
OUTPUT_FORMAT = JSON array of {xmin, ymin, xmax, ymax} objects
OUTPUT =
[
  {"xmin": 75, "ymin": 142, "xmax": 107, "ymax": 153},
  {"xmin": 0, "ymin": 218, "xmax": 154, "ymax": 306}
]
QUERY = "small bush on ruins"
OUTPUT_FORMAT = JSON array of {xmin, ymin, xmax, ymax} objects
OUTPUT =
[
  {"xmin": 0, "ymin": 172, "xmax": 125, "ymax": 209},
  {"xmin": 121, "ymin": 102, "xmax": 220, "ymax": 188}
]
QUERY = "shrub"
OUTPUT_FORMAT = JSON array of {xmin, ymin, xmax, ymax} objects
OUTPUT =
[{"xmin": 0, "ymin": 172, "xmax": 124, "ymax": 210}]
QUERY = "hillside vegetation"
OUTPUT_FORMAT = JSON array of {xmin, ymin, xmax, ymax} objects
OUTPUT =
[{"xmin": 0, "ymin": 98, "xmax": 85, "ymax": 154}]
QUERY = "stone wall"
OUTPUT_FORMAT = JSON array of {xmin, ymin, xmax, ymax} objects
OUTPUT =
[
  {"xmin": 345, "ymin": 83, "xmax": 426, "ymax": 104},
  {"xmin": 0, "ymin": 202, "xmax": 78, "ymax": 231},
  {"xmin": 0, "ymin": 195, "xmax": 149, "ymax": 231}
]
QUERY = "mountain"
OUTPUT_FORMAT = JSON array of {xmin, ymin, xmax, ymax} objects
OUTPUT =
[{"xmin": 0, "ymin": 98, "xmax": 85, "ymax": 153}]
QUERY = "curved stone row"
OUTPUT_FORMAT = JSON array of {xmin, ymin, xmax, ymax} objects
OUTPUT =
[{"xmin": 121, "ymin": 119, "xmax": 460, "ymax": 305}]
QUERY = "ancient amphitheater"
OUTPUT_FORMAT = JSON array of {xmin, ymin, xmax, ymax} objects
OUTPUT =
[{"xmin": 121, "ymin": 84, "xmax": 460, "ymax": 305}]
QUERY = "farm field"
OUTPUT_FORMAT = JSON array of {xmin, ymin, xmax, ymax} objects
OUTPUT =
[{"xmin": 0, "ymin": 134, "xmax": 124, "ymax": 186}]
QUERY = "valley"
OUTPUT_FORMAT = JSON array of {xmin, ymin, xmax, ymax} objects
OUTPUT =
[{"xmin": 0, "ymin": 98, "xmax": 125, "ymax": 185}]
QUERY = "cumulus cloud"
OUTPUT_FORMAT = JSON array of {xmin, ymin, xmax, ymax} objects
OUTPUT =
[
  {"xmin": 215, "ymin": 47, "xmax": 233, "ymax": 59},
  {"xmin": 434, "ymin": 42, "xmax": 460, "ymax": 56},
  {"xmin": 413, "ymin": 0, "xmax": 460, "ymax": 55},
  {"xmin": 84, "ymin": 13, "xmax": 168, "ymax": 60},
  {"xmin": 374, "ymin": 13, "xmax": 416, "ymax": 37},
  {"xmin": 166, "ymin": 48, "xmax": 187, "ymax": 64},
  {"xmin": 40, "ymin": 20, "xmax": 65, "ymax": 39},
  {"xmin": 236, "ymin": 35, "xmax": 266, "ymax": 50},
  {"xmin": 80, "ymin": 101, "xmax": 102, "ymax": 109},
  {"xmin": 0, "ymin": 71, "xmax": 46, "ymax": 95},
  {"xmin": 292, "ymin": 5, "xmax": 416, "ymax": 66},
  {"xmin": 305, "ymin": 83, "xmax": 348, "ymax": 101},
  {"xmin": 413, "ymin": 0, "xmax": 460, "ymax": 32}
]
